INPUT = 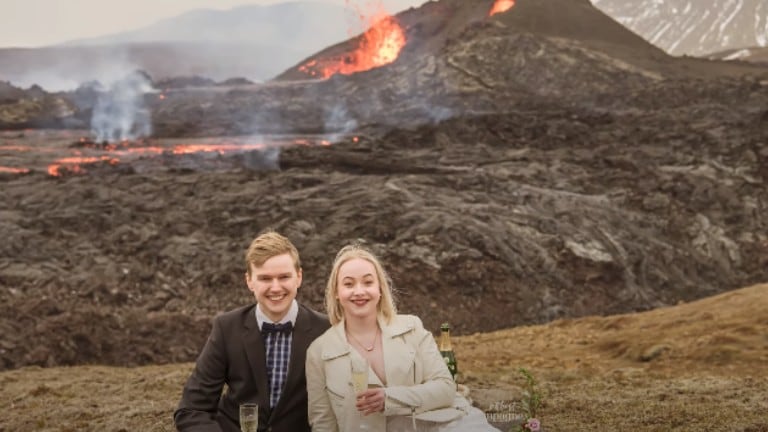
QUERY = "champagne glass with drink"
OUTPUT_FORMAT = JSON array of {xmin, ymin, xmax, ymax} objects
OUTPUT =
[
  {"xmin": 239, "ymin": 403, "xmax": 258, "ymax": 432},
  {"xmin": 351, "ymin": 357, "xmax": 370, "ymax": 430}
]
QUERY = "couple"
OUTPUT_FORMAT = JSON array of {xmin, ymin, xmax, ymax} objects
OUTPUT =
[{"xmin": 174, "ymin": 231, "xmax": 498, "ymax": 432}]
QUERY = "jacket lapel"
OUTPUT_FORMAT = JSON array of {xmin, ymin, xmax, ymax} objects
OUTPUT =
[
  {"xmin": 319, "ymin": 322, "xmax": 353, "ymax": 397},
  {"xmin": 242, "ymin": 306, "xmax": 271, "ymax": 414},
  {"xmin": 380, "ymin": 316, "xmax": 417, "ymax": 386},
  {"xmin": 321, "ymin": 321, "xmax": 350, "ymax": 360}
]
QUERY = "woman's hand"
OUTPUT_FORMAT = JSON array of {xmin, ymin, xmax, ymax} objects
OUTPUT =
[{"xmin": 355, "ymin": 388, "xmax": 385, "ymax": 415}]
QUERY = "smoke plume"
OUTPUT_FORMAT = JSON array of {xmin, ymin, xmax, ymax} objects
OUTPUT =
[{"xmin": 90, "ymin": 70, "xmax": 154, "ymax": 142}]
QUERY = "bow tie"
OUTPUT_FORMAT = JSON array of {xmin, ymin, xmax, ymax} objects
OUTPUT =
[{"xmin": 261, "ymin": 321, "xmax": 293, "ymax": 335}]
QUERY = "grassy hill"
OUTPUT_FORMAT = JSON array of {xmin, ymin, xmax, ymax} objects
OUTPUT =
[{"xmin": 1, "ymin": 283, "xmax": 766, "ymax": 431}]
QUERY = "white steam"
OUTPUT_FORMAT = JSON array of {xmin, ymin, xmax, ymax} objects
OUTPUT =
[
  {"xmin": 90, "ymin": 71, "xmax": 154, "ymax": 142},
  {"xmin": 325, "ymin": 103, "xmax": 358, "ymax": 132}
]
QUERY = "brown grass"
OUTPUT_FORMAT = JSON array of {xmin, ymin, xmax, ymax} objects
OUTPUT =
[{"xmin": 2, "ymin": 283, "xmax": 767, "ymax": 431}]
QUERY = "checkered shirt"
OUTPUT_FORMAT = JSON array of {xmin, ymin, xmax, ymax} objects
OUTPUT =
[{"xmin": 263, "ymin": 324, "xmax": 293, "ymax": 408}]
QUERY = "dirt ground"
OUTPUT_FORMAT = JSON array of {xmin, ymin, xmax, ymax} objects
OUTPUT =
[{"xmin": 2, "ymin": 283, "xmax": 766, "ymax": 432}]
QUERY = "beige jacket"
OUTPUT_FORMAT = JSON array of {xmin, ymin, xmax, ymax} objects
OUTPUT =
[{"xmin": 306, "ymin": 314, "xmax": 456, "ymax": 432}]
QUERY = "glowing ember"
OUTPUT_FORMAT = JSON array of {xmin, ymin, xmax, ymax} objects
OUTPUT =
[
  {"xmin": 293, "ymin": 139, "xmax": 311, "ymax": 146},
  {"xmin": 0, "ymin": 166, "xmax": 30, "ymax": 174},
  {"xmin": 299, "ymin": 1, "xmax": 406, "ymax": 79},
  {"xmin": 48, "ymin": 156, "xmax": 120, "ymax": 177},
  {"xmin": 489, "ymin": 0, "xmax": 515, "ymax": 16},
  {"xmin": 171, "ymin": 143, "xmax": 266, "ymax": 155}
]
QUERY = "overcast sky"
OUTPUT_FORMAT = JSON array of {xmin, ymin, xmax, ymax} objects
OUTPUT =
[{"xmin": 0, "ymin": 0, "xmax": 427, "ymax": 48}]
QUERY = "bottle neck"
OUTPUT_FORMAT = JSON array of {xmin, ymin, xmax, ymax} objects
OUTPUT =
[{"xmin": 439, "ymin": 330, "xmax": 453, "ymax": 351}]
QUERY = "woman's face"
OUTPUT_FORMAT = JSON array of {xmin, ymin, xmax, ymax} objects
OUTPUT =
[{"xmin": 336, "ymin": 258, "xmax": 381, "ymax": 319}]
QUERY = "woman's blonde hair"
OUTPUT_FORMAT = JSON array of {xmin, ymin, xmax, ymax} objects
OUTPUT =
[{"xmin": 325, "ymin": 244, "xmax": 397, "ymax": 325}]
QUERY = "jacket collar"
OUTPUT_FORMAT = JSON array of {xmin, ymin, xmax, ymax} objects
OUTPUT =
[
  {"xmin": 380, "ymin": 314, "xmax": 415, "ymax": 338},
  {"xmin": 320, "ymin": 314, "xmax": 414, "ymax": 361}
]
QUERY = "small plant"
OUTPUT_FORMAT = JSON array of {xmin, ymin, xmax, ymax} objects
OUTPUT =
[{"xmin": 511, "ymin": 367, "xmax": 542, "ymax": 432}]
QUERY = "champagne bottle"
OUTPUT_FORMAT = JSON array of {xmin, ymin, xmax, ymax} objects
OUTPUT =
[{"xmin": 438, "ymin": 322, "xmax": 458, "ymax": 382}]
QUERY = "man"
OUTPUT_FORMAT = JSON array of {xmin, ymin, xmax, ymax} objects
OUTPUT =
[{"xmin": 175, "ymin": 231, "xmax": 330, "ymax": 432}]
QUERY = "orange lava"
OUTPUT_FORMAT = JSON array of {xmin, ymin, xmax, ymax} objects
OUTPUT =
[
  {"xmin": 299, "ymin": 1, "xmax": 406, "ymax": 79},
  {"xmin": 171, "ymin": 143, "xmax": 266, "ymax": 155},
  {"xmin": 0, "ymin": 166, "xmax": 30, "ymax": 174},
  {"xmin": 489, "ymin": 0, "xmax": 515, "ymax": 16},
  {"xmin": 0, "ymin": 133, "xmax": 337, "ymax": 177},
  {"xmin": 48, "ymin": 156, "xmax": 120, "ymax": 176}
]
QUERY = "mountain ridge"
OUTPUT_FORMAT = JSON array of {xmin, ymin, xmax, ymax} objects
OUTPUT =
[
  {"xmin": 0, "ymin": 1, "xmax": 350, "ymax": 90},
  {"xmin": 61, "ymin": 2, "xmax": 348, "ymax": 47},
  {"xmin": 591, "ymin": 0, "xmax": 768, "ymax": 56},
  {"xmin": 3, "ymin": 0, "xmax": 766, "ymax": 91}
]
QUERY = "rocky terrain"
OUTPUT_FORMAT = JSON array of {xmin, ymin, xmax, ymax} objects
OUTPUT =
[{"xmin": 2, "ymin": 71, "xmax": 767, "ymax": 371}]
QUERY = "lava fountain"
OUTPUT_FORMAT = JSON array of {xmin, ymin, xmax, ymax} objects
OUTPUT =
[
  {"xmin": 299, "ymin": 0, "xmax": 406, "ymax": 79},
  {"xmin": 489, "ymin": 0, "xmax": 515, "ymax": 16}
]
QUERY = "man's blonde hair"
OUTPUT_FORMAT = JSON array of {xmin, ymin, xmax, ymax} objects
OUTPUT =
[
  {"xmin": 245, "ymin": 231, "xmax": 301, "ymax": 277},
  {"xmin": 325, "ymin": 244, "xmax": 397, "ymax": 325}
]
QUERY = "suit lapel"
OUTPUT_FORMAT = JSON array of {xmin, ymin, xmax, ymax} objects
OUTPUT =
[{"xmin": 242, "ymin": 306, "xmax": 271, "ymax": 413}]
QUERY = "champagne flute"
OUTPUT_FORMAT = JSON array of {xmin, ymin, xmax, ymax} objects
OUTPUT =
[
  {"xmin": 351, "ymin": 357, "xmax": 369, "ymax": 394},
  {"xmin": 351, "ymin": 357, "xmax": 370, "ymax": 430},
  {"xmin": 239, "ymin": 403, "xmax": 258, "ymax": 432}
]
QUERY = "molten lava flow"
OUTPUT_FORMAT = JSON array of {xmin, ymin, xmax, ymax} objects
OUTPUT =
[
  {"xmin": 3, "ymin": 130, "xmax": 341, "ymax": 177},
  {"xmin": 299, "ymin": 1, "xmax": 406, "ymax": 79},
  {"xmin": 171, "ymin": 143, "xmax": 266, "ymax": 155},
  {"xmin": 489, "ymin": 0, "xmax": 515, "ymax": 16},
  {"xmin": 48, "ymin": 156, "xmax": 120, "ymax": 176},
  {"xmin": 0, "ymin": 166, "xmax": 30, "ymax": 174}
]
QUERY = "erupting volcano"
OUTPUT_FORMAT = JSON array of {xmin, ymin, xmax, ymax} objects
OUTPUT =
[
  {"xmin": 489, "ymin": 0, "xmax": 515, "ymax": 16},
  {"xmin": 299, "ymin": 1, "xmax": 406, "ymax": 79}
]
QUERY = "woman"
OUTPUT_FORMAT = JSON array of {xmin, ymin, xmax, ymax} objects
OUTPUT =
[{"xmin": 306, "ymin": 244, "xmax": 499, "ymax": 431}]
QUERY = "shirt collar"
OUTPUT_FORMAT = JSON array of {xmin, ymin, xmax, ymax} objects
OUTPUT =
[{"xmin": 255, "ymin": 299, "xmax": 298, "ymax": 329}]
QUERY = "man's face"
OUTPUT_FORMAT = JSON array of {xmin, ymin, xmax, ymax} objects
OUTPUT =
[{"xmin": 245, "ymin": 253, "xmax": 302, "ymax": 322}]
